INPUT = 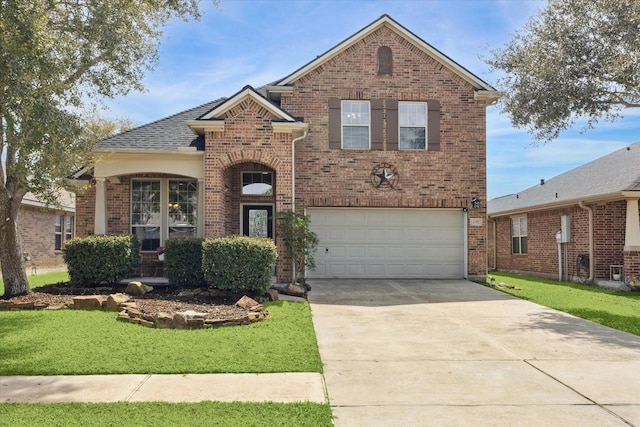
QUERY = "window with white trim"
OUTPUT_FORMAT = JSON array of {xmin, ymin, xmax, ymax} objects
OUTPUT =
[
  {"xmin": 131, "ymin": 180, "xmax": 161, "ymax": 251},
  {"xmin": 242, "ymin": 172, "xmax": 273, "ymax": 195},
  {"xmin": 55, "ymin": 215, "xmax": 62, "ymax": 251},
  {"xmin": 168, "ymin": 180, "xmax": 198, "ymax": 239},
  {"xmin": 399, "ymin": 102, "xmax": 427, "ymax": 150},
  {"xmin": 131, "ymin": 179, "xmax": 198, "ymax": 250},
  {"xmin": 342, "ymin": 100, "xmax": 370, "ymax": 149},
  {"xmin": 512, "ymin": 217, "xmax": 528, "ymax": 255},
  {"xmin": 65, "ymin": 216, "xmax": 73, "ymax": 243}
]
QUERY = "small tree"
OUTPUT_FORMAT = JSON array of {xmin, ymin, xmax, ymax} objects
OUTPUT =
[{"xmin": 277, "ymin": 211, "xmax": 319, "ymax": 286}]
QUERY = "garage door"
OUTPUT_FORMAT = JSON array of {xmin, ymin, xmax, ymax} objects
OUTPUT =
[{"xmin": 307, "ymin": 208, "xmax": 465, "ymax": 279}]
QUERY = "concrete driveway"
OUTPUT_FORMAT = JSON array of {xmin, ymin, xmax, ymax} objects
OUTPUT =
[{"xmin": 307, "ymin": 279, "xmax": 640, "ymax": 427}]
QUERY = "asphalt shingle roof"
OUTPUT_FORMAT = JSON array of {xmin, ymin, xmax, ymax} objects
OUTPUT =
[
  {"xmin": 96, "ymin": 99, "xmax": 226, "ymax": 151},
  {"xmin": 488, "ymin": 141, "xmax": 640, "ymax": 214}
]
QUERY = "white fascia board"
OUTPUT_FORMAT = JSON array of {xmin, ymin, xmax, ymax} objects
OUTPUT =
[
  {"xmin": 186, "ymin": 119, "xmax": 225, "ymax": 135},
  {"xmin": 272, "ymin": 121, "xmax": 308, "ymax": 133},
  {"xmin": 277, "ymin": 15, "xmax": 497, "ymax": 92},
  {"xmin": 200, "ymin": 87, "xmax": 296, "ymax": 121},
  {"xmin": 488, "ymin": 192, "xmax": 624, "ymax": 218}
]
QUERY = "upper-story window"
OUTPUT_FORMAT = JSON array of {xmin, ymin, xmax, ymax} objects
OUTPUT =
[
  {"xmin": 399, "ymin": 102, "xmax": 427, "ymax": 150},
  {"xmin": 377, "ymin": 46, "xmax": 392, "ymax": 75},
  {"xmin": 341, "ymin": 100, "xmax": 370, "ymax": 149},
  {"xmin": 329, "ymin": 98, "xmax": 439, "ymax": 151},
  {"xmin": 242, "ymin": 172, "xmax": 273, "ymax": 195}
]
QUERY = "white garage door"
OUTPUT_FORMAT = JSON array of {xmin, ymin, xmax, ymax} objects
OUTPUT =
[{"xmin": 307, "ymin": 208, "xmax": 465, "ymax": 279}]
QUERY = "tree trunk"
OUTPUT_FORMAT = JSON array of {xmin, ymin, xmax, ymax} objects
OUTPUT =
[{"xmin": 0, "ymin": 206, "xmax": 29, "ymax": 297}]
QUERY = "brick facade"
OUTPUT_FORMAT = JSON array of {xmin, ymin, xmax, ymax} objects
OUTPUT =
[
  {"xmin": 17, "ymin": 205, "xmax": 72, "ymax": 272},
  {"xmin": 284, "ymin": 25, "xmax": 488, "ymax": 277},
  {"xmin": 489, "ymin": 201, "xmax": 634, "ymax": 281},
  {"xmin": 76, "ymin": 16, "xmax": 494, "ymax": 282}
]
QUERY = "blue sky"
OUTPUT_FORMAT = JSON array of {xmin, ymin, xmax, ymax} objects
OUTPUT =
[{"xmin": 101, "ymin": 0, "xmax": 640, "ymax": 200}]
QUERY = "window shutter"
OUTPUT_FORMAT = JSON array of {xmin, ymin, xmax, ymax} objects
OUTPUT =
[
  {"xmin": 371, "ymin": 99, "xmax": 383, "ymax": 150},
  {"xmin": 328, "ymin": 98, "xmax": 341, "ymax": 149},
  {"xmin": 386, "ymin": 99, "xmax": 398, "ymax": 150},
  {"xmin": 427, "ymin": 100, "xmax": 441, "ymax": 151}
]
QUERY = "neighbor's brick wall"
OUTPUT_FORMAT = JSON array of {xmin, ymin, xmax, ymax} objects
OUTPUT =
[
  {"xmin": 17, "ymin": 205, "xmax": 70, "ymax": 270},
  {"xmin": 491, "ymin": 201, "xmax": 630, "ymax": 280},
  {"xmin": 281, "ymin": 25, "xmax": 488, "ymax": 277}
]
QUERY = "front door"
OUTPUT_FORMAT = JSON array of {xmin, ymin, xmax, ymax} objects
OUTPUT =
[{"xmin": 242, "ymin": 205, "xmax": 274, "ymax": 238}]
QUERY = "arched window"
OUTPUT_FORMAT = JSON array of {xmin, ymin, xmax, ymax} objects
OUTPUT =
[{"xmin": 377, "ymin": 46, "xmax": 392, "ymax": 75}]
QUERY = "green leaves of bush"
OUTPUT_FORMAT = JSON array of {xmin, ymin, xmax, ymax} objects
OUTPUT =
[
  {"xmin": 164, "ymin": 238, "xmax": 204, "ymax": 289},
  {"xmin": 202, "ymin": 236, "xmax": 277, "ymax": 294},
  {"xmin": 63, "ymin": 235, "xmax": 139, "ymax": 286}
]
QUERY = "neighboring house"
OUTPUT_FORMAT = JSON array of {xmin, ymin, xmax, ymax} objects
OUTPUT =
[
  {"xmin": 18, "ymin": 191, "xmax": 75, "ymax": 273},
  {"xmin": 75, "ymin": 15, "xmax": 499, "ymax": 282},
  {"xmin": 488, "ymin": 142, "xmax": 640, "ymax": 284}
]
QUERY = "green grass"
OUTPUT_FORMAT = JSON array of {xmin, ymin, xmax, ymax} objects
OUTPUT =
[
  {"xmin": 489, "ymin": 272, "xmax": 640, "ymax": 336},
  {"xmin": 0, "ymin": 301, "xmax": 323, "ymax": 375},
  {"xmin": 0, "ymin": 271, "xmax": 69, "ymax": 295},
  {"xmin": 0, "ymin": 401, "xmax": 334, "ymax": 426}
]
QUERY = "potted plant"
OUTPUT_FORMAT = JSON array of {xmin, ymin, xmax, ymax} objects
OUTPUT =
[{"xmin": 156, "ymin": 246, "xmax": 165, "ymax": 261}]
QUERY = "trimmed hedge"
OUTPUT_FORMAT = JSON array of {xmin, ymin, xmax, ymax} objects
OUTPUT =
[
  {"xmin": 202, "ymin": 235, "xmax": 277, "ymax": 294},
  {"xmin": 164, "ymin": 238, "xmax": 205, "ymax": 288},
  {"xmin": 63, "ymin": 235, "xmax": 139, "ymax": 286}
]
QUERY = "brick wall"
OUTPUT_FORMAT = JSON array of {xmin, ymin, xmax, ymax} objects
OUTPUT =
[
  {"xmin": 491, "ymin": 201, "xmax": 631, "ymax": 281},
  {"xmin": 17, "ymin": 205, "xmax": 71, "ymax": 271},
  {"xmin": 281, "ymin": 26, "xmax": 488, "ymax": 277},
  {"xmin": 204, "ymin": 100, "xmax": 295, "ymax": 282}
]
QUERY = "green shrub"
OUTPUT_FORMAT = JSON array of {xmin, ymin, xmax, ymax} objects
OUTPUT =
[
  {"xmin": 164, "ymin": 238, "xmax": 204, "ymax": 288},
  {"xmin": 202, "ymin": 235, "xmax": 277, "ymax": 294},
  {"xmin": 63, "ymin": 235, "xmax": 139, "ymax": 286}
]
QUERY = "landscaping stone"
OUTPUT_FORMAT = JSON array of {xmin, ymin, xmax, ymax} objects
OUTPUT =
[
  {"xmin": 72, "ymin": 295, "xmax": 105, "ymax": 309},
  {"xmin": 283, "ymin": 283, "xmax": 307, "ymax": 298},
  {"xmin": 125, "ymin": 281, "xmax": 154, "ymax": 296},
  {"xmin": 155, "ymin": 313, "xmax": 175, "ymax": 329},
  {"xmin": 266, "ymin": 289, "xmax": 279, "ymax": 301},
  {"xmin": 178, "ymin": 289, "xmax": 202, "ymax": 297},
  {"xmin": 104, "ymin": 293, "xmax": 131, "ymax": 310},
  {"xmin": 236, "ymin": 295, "xmax": 260, "ymax": 310}
]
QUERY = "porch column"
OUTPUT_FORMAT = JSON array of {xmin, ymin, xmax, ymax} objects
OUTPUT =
[
  {"xmin": 624, "ymin": 197, "xmax": 640, "ymax": 251},
  {"xmin": 198, "ymin": 178, "xmax": 204, "ymax": 238},
  {"xmin": 94, "ymin": 177, "xmax": 107, "ymax": 235}
]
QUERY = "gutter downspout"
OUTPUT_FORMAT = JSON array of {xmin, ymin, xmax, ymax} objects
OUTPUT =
[
  {"xmin": 578, "ymin": 201, "xmax": 594, "ymax": 281},
  {"xmin": 291, "ymin": 127, "xmax": 308, "ymax": 213},
  {"xmin": 290, "ymin": 127, "xmax": 308, "ymax": 285}
]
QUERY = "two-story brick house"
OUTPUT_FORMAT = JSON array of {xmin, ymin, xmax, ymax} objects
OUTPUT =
[{"xmin": 75, "ymin": 15, "xmax": 499, "ymax": 282}]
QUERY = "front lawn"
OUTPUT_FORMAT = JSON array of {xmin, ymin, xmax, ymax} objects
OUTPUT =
[
  {"xmin": 0, "ymin": 401, "xmax": 334, "ymax": 427},
  {"xmin": 0, "ymin": 271, "xmax": 69, "ymax": 296},
  {"xmin": 0, "ymin": 301, "xmax": 323, "ymax": 375},
  {"xmin": 489, "ymin": 272, "xmax": 640, "ymax": 336}
]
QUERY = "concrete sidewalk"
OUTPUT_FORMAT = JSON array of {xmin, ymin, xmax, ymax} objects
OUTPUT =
[
  {"xmin": 308, "ymin": 279, "xmax": 640, "ymax": 427},
  {"xmin": 1, "ymin": 373, "xmax": 326, "ymax": 404}
]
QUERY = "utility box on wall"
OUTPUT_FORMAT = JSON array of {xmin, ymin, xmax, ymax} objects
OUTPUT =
[{"xmin": 560, "ymin": 215, "xmax": 571, "ymax": 243}]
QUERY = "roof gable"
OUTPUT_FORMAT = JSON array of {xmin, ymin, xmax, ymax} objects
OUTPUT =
[{"xmin": 275, "ymin": 14, "xmax": 498, "ymax": 98}]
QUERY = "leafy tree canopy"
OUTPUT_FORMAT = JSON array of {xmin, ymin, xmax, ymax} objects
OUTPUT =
[
  {"xmin": 0, "ymin": 0, "xmax": 213, "ymax": 297},
  {"xmin": 485, "ymin": 0, "xmax": 640, "ymax": 143}
]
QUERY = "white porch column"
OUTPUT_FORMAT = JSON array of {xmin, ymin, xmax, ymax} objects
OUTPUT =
[
  {"xmin": 198, "ymin": 178, "xmax": 204, "ymax": 238},
  {"xmin": 94, "ymin": 177, "xmax": 107, "ymax": 235},
  {"xmin": 624, "ymin": 198, "xmax": 640, "ymax": 251}
]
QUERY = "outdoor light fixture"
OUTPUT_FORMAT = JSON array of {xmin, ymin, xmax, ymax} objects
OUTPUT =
[{"xmin": 471, "ymin": 197, "xmax": 480, "ymax": 209}]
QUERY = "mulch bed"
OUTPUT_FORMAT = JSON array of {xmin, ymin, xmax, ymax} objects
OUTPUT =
[{"xmin": 1, "ymin": 283, "xmax": 253, "ymax": 320}]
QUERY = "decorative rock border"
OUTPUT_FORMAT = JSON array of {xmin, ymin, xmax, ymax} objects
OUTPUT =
[{"xmin": 0, "ymin": 293, "xmax": 269, "ymax": 330}]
